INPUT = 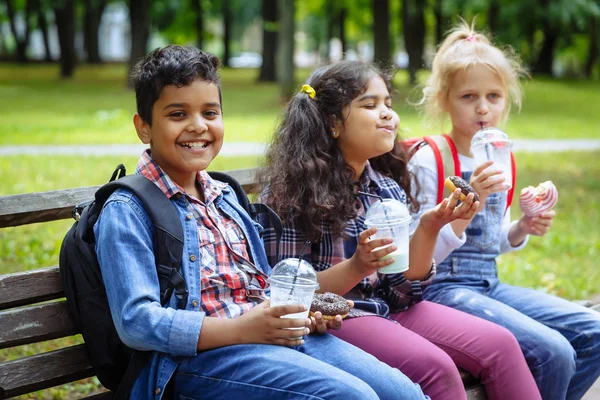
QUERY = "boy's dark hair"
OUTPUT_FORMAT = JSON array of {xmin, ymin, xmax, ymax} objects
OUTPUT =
[
  {"xmin": 130, "ymin": 45, "xmax": 222, "ymax": 125},
  {"xmin": 261, "ymin": 60, "xmax": 418, "ymax": 241}
]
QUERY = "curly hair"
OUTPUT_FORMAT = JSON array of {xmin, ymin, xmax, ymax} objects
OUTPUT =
[
  {"xmin": 130, "ymin": 45, "xmax": 221, "ymax": 125},
  {"xmin": 260, "ymin": 60, "xmax": 417, "ymax": 242}
]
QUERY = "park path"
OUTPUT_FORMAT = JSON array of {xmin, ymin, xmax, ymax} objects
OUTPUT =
[{"xmin": 1, "ymin": 138, "xmax": 600, "ymax": 156}]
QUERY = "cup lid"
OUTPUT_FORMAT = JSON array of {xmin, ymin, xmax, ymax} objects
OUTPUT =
[
  {"xmin": 269, "ymin": 258, "xmax": 319, "ymax": 288},
  {"xmin": 471, "ymin": 127, "xmax": 512, "ymax": 149},
  {"xmin": 364, "ymin": 198, "xmax": 412, "ymax": 226}
]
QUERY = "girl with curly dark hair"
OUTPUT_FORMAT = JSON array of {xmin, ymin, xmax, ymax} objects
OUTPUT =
[{"xmin": 259, "ymin": 60, "xmax": 541, "ymax": 400}]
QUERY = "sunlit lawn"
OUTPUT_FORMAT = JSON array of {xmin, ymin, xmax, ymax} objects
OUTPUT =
[{"xmin": 0, "ymin": 64, "xmax": 599, "ymax": 146}]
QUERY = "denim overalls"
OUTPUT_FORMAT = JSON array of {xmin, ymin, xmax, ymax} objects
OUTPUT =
[{"xmin": 423, "ymin": 171, "xmax": 600, "ymax": 400}]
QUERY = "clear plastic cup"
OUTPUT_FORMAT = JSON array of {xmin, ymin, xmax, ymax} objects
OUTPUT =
[
  {"xmin": 364, "ymin": 199, "xmax": 412, "ymax": 274},
  {"xmin": 269, "ymin": 258, "xmax": 319, "ymax": 339},
  {"xmin": 471, "ymin": 128, "xmax": 513, "ymax": 188}
]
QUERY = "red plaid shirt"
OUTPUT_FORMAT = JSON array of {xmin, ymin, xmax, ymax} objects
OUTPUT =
[{"xmin": 137, "ymin": 151, "xmax": 268, "ymax": 318}]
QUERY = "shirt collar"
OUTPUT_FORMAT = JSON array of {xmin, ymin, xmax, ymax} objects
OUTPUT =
[
  {"xmin": 358, "ymin": 161, "xmax": 382, "ymax": 191},
  {"xmin": 135, "ymin": 149, "xmax": 226, "ymax": 204}
]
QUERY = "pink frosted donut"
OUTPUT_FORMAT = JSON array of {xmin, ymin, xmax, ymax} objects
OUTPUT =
[{"xmin": 520, "ymin": 181, "xmax": 558, "ymax": 217}]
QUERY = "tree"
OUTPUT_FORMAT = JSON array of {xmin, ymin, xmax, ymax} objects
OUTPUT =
[
  {"xmin": 585, "ymin": 16, "xmax": 599, "ymax": 77},
  {"xmin": 339, "ymin": 4, "xmax": 347, "ymax": 56},
  {"xmin": 127, "ymin": 0, "xmax": 150, "ymax": 87},
  {"xmin": 222, "ymin": 0, "xmax": 231, "ymax": 67},
  {"xmin": 83, "ymin": 0, "xmax": 107, "ymax": 64},
  {"xmin": 372, "ymin": 0, "xmax": 390, "ymax": 67},
  {"xmin": 259, "ymin": 0, "xmax": 277, "ymax": 82},
  {"xmin": 36, "ymin": 0, "xmax": 52, "ymax": 61},
  {"xmin": 191, "ymin": 0, "xmax": 204, "ymax": 49},
  {"xmin": 402, "ymin": 0, "xmax": 425, "ymax": 85},
  {"xmin": 54, "ymin": 0, "xmax": 76, "ymax": 78},
  {"xmin": 277, "ymin": 0, "xmax": 294, "ymax": 102},
  {"xmin": 4, "ymin": 0, "xmax": 34, "ymax": 63}
]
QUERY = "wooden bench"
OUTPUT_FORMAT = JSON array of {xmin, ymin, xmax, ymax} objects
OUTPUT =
[{"xmin": 0, "ymin": 166, "xmax": 503, "ymax": 399}]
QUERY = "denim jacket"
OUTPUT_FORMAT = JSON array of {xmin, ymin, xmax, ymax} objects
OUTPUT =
[{"xmin": 94, "ymin": 180, "xmax": 272, "ymax": 399}]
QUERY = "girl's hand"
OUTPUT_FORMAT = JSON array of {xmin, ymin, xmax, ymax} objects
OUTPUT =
[
  {"xmin": 517, "ymin": 210, "xmax": 556, "ymax": 236},
  {"xmin": 349, "ymin": 228, "xmax": 397, "ymax": 275},
  {"xmin": 470, "ymin": 161, "xmax": 512, "ymax": 211},
  {"xmin": 233, "ymin": 300, "xmax": 311, "ymax": 346},
  {"xmin": 420, "ymin": 188, "xmax": 479, "ymax": 233},
  {"xmin": 309, "ymin": 300, "xmax": 354, "ymax": 334}
]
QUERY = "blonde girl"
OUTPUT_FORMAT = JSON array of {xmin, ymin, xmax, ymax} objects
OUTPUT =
[{"xmin": 411, "ymin": 21, "xmax": 600, "ymax": 400}]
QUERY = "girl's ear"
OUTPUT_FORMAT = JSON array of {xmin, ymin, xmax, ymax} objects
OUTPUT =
[
  {"xmin": 329, "ymin": 115, "xmax": 342, "ymax": 138},
  {"xmin": 437, "ymin": 91, "xmax": 448, "ymax": 112},
  {"xmin": 134, "ymin": 114, "xmax": 151, "ymax": 144}
]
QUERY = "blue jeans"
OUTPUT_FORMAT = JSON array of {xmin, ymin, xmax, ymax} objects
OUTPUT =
[
  {"xmin": 173, "ymin": 333, "xmax": 428, "ymax": 399},
  {"xmin": 425, "ymin": 278, "xmax": 600, "ymax": 400}
]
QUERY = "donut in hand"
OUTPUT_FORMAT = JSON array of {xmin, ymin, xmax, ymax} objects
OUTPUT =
[
  {"xmin": 310, "ymin": 292, "xmax": 350, "ymax": 320},
  {"xmin": 520, "ymin": 181, "xmax": 558, "ymax": 217},
  {"xmin": 444, "ymin": 176, "xmax": 480, "ymax": 202}
]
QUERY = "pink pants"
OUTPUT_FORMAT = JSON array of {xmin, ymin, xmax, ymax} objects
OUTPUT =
[{"xmin": 330, "ymin": 301, "xmax": 540, "ymax": 400}]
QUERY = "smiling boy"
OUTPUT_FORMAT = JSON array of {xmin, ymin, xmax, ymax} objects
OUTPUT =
[{"xmin": 94, "ymin": 45, "xmax": 427, "ymax": 399}]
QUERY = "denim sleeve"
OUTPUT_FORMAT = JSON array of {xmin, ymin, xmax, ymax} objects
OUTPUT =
[{"xmin": 94, "ymin": 197, "xmax": 204, "ymax": 356}]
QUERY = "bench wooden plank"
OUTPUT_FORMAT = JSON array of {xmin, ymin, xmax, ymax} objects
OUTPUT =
[
  {"xmin": 0, "ymin": 344, "xmax": 94, "ymax": 398},
  {"xmin": 0, "ymin": 266, "xmax": 63, "ymax": 311},
  {"xmin": 0, "ymin": 168, "xmax": 257, "ymax": 228},
  {"xmin": 0, "ymin": 301, "xmax": 77, "ymax": 349}
]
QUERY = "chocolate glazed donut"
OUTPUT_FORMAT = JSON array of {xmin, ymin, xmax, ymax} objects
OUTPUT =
[
  {"xmin": 310, "ymin": 292, "xmax": 350, "ymax": 320},
  {"xmin": 444, "ymin": 176, "xmax": 480, "ymax": 202}
]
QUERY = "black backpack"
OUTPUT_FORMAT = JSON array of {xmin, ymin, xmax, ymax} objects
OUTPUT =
[{"xmin": 59, "ymin": 164, "xmax": 281, "ymax": 399}]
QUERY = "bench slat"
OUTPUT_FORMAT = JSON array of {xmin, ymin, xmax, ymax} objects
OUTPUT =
[
  {"xmin": 0, "ymin": 168, "xmax": 257, "ymax": 228},
  {"xmin": 0, "ymin": 344, "xmax": 94, "ymax": 399},
  {"xmin": 0, "ymin": 266, "xmax": 63, "ymax": 311},
  {"xmin": 0, "ymin": 301, "xmax": 77, "ymax": 349}
]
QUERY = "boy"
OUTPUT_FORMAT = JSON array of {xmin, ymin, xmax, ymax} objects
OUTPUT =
[{"xmin": 94, "ymin": 45, "xmax": 427, "ymax": 399}]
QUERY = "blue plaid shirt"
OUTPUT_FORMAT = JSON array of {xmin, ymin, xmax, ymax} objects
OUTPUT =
[{"xmin": 261, "ymin": 162, "xmax": 435, "ymax": 318}]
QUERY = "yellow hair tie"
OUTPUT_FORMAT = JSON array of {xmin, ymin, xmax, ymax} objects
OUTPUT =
[{"xmin": 301, "ymin": 84, "xmax": 316, "ymax": 99}]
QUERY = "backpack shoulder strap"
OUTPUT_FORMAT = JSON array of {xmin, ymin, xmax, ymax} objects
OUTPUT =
[
  {"xmin": 97, "ymin": 175, "xmax": 188, "ymax": 308},
  {"xmin": 208, "ymin": 171, "xmax": 283, "ymax": 262},
  {"xmin": 420, "ymin": 135, "xmax": 460, "ymax": 204}
]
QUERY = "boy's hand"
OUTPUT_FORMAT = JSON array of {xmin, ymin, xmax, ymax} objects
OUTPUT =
[
  {"xmin": 420, "ymin": 189, "xmax": 479, "ymax": 233},
  {"xmin": 470, "ymin": 161, "xmax": 511, "ymax": 211},
  {"xmin": 233, "ymin": 300, "xmax": 310, "ymax": 347},
  {"xmin": 349, "ymin": 228, "xmax": 397, "ymax": 275},
  {"xmin": 518, "ymin": 210, "xmax": 556, "ymax": 236},
  {"xmin": 308, "ymin": 300, "xmax": 354, "ymax": 334}
]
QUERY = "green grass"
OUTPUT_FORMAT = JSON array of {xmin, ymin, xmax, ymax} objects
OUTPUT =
[{"xmin": 0, "ymin": 64, "xmax": 599, "ymax": 146}]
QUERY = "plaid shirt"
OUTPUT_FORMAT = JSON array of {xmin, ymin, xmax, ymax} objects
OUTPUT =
[
  {"xmin": 137, "ymin": 151, "xmax": 268, "ymax": 319},
  {"xmin": 261, "ymin": 162, "xmax": 435, "ymax": 317}
]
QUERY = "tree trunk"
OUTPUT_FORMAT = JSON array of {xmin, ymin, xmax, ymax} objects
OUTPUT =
[
  {"xmin": 487, "ymin": 0, "xmax": 499, "ymax": 36},
  {"xmin": 191, "ymin": 0, "xmax": 204, "ymax": 49},
  {"xmin": 4, "ymin": 0, "xmax": 33, "ymax": 63},
  {"xmin": 277, "ymin": 0, "xmax": 295, "ymax": 102},
  {"xmin": 259, "ymin": 0, "xmax": 277, "ymax": 82},
  {"xmin": 372, "ymin": 0, "xmax": 390, "ymax": 67},
  {"xmin": 222, "ymin": 0, "xmax": 231, "ymax": 67},
  {"xmin": 584, "ymin": 17, "xmax": 598, "ymax": 78},
  {"xmin": 54, "ymin": 0, "xmax": 76, "ymax": 78},
  {"xmin": 339, "ymin": 6, "xmax": 347, "ymax": 56},
  {"xmin": 127, "ymin": 0, "xmax": 150, "ymax": 87},
  {"xmin": 532, "ymin": 30, "xmax": 557, "ymax": 76},
  {"xmin": 402, "ymin": 0, "xmax": 425, "ymax": 85},
  {"xmin": 433, "ymin": 0, "xmax": 443, "ymax": 45},
  {"xmin": 37, "ymin": 3, "xmax": 52, "ymax": 61},
  {"xmin": 321, "ymin": 0, "xmax": 333, "ymax": 62},
  {"xmin": 83, "ymin": 0, "xmax": 106, "ymax": 64}
]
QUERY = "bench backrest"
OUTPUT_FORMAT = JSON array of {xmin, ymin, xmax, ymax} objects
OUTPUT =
[{"xmin": 0, "ymin": 168, "xmax": 258, "ymax": 399}]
